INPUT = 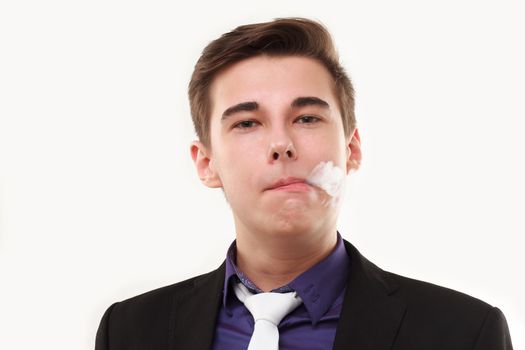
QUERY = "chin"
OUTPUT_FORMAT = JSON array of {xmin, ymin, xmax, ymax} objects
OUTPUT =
[
  {"xmin": 267, "ymin": 226, "xmax": 310, "ymax": 238},
  {"xmin": 267, "ymin": 213, "xmax": 317, "ymax": 236}
]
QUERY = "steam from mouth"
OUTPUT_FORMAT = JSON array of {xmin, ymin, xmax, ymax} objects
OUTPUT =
[{"xmin": 305, "ymin": 161, "xmax": 346, "ymax": 207}]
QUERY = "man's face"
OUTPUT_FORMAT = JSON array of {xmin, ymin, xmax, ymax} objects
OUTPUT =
[{"xmin": 191, "ymin": 55, "xmax": 361, "ymax": 238}]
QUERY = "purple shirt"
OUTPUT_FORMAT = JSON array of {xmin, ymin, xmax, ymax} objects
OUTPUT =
[{"xmin": 211, "ymin": 232, "xmax": 351, "ymax": 350}]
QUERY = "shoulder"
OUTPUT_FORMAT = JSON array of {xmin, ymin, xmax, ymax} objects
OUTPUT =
[
  {"xmin": 344, "ymin": 239, "xmax": 494, "ymax": 316},
  {"xmin": 385, "ymin": 269, "xmax": 494, "ymax": 320},
  {"xmin": 343, "ymin": 240, "xmax": 513, "ymax": 347},
  {"xmin": 381, "ymin": 270, "xmax": 513, "ymax": 348},
  {"xmin": 95, "ymin": 264, "xmax": 225, "ymax": 350},
  {"xmin": 109, "ymin": 264, "xmax": 224, "ymax": 317},
  {"xmin": 380, "ymin": 264, "xmax": 513, "ymax": 347}
]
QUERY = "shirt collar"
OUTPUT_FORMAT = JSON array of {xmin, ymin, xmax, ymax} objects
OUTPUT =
[{"xmin": 222, "ymin": 231, "xmax": 350, "ymax": 325}]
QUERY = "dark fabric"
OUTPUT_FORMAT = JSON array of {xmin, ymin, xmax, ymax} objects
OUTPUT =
[{"xmin": 95, "ymin": 240, "xmax": 514, "ymax": 350}]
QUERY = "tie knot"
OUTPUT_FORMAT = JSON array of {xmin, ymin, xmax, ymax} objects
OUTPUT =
[{"xmin": 234, "ymin": 283, "xmax": 303, "ymax": 326}]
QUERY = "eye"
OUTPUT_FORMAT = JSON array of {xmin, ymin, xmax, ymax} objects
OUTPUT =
[
  {"xmin": 233, "ymin": 120, "xmax": 259, "ymax": 129},
  {"xmin": 296, "ymin": 115, "xmax": 321, "ymax": 124}
]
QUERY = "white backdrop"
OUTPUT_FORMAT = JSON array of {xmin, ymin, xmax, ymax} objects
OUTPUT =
[{"xmin": 0, "ymin": 0, "xmax": 523, "ymax": 348}]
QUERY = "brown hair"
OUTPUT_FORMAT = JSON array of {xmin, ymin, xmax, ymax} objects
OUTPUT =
[{"xmin": 188, "ymin": 17, "xmax": 356, "ymax": 148}]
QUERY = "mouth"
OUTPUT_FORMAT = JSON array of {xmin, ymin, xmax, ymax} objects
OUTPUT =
[{"xmin": 265, "ymin": 177, "xmax": 312, "ymax": 192}]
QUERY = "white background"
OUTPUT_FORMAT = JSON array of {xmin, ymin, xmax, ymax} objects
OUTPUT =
[{"xmin": 0, "ymin": 0, "xmax": 523, "ymax": 348}]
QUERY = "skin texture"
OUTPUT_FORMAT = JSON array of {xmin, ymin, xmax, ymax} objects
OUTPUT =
[{"xmin": 190, "ymin": 55, "xmax": 362, "ymax": 291}]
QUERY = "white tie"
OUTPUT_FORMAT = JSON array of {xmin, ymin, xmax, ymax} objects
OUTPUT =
[{"xmin": 234, "ymin": 282, "xmax": 303, "ymax": 350}]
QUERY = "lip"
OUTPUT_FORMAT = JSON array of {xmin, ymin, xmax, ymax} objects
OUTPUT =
[{"xmin": 266, "ymin": 177, "xmax": 312, "ymax": 192}]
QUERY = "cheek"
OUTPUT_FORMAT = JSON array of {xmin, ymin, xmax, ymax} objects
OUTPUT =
[
  {"xmin": 301, "ymin": 131, "xmax": 346, "ymax": 164},
  {"xmin": 217, "ymin": 146, "xmax": 261, "ymax": 191},
  {"xmin": 307, "ymin": 161, "xmax": 345, "ymax": 195},
  {"xmin": 306, "ymin": 160, "xmax": 347, "ymax": 208}
]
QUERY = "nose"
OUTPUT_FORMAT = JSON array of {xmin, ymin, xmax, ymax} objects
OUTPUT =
[{"xmin": 267, "ymin": 140, "xmax": 297, "ymax": 162}]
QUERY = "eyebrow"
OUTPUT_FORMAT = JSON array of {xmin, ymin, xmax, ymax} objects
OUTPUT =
[
  {"xmin": 221, "ymin": 96, "xmax": 330, "ymax": 121},
  {"xmin": 222, "ymin": 102, "xmax": 259, "ymax": 120},
  {"xmin": 290, "ymin": 96, "xmax": 330, "ymax": 109}
]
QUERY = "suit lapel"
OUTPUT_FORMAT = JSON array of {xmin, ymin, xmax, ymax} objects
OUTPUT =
[
  {"xmin": 332, "ymin": 241, "xmax": 407, "ymax": 350},
  {"xmin": 168, "ymin": 241, "xmax": 406, "ymax": 349},
  {"xmin": 170, "ymin": 262, "xmax": 225, "ymax": 350}
]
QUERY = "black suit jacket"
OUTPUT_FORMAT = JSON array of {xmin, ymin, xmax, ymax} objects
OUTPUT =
[{"xmin": 96, "ymin": 240, "xmax": 513, "ymax": 349}]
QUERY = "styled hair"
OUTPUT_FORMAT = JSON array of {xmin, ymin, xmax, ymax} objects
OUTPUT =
[{"xmin": 188, "ymin": 17, "xmax": 356, "ymax": 148}]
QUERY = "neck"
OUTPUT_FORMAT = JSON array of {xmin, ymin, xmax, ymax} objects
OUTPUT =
[{"xmin": 235, "ymin": 226, "xmax": 338, "ymax": 292}]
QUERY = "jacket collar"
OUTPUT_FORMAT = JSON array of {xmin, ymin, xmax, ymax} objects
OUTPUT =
[
  {"xmin": 332, "ymin": 240, "xmax": 407, "ymax": 349},
  {"xmin": 169, "ymin": 261, "xmax": 226, "ymax": 350},
  {"xmin": 169, "ymin": 240, "xmax": 407, "ymax": 350}
]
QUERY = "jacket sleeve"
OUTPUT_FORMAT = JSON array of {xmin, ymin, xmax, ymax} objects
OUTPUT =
[
  {"xmin": 473, "ymin": 307, "xmax": 513, "ymax": 350},
  {"xmin": 95, "ymin": 303, "xmax": 118, "ymax": 350}
]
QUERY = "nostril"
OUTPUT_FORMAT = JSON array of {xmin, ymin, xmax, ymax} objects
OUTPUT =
[
  {"xmin": 273, "ymin": 152, "xmax": 279, "ymax": 160},
  {"xmin": 286, "ymin": 150, "xmax": 293, "ymax": 158}
]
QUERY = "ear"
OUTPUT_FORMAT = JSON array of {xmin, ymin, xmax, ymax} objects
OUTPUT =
[
  {"xmin": 190, "ymin": 140, "xmax": 223, "ymax": 188},
  {"xmin": 346, "ymin": 128, "xmax": 362, "ymax": 174}
]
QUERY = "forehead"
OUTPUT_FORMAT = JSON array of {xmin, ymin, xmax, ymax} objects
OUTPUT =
[{"xmin": 209, "ymin": 55, "xmax": 338, "ymax": 116}]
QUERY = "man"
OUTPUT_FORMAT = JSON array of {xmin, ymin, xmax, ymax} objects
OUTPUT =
[{"xmin": 95, "ymin": 18, "xmax": 513, "ymax": 349}]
